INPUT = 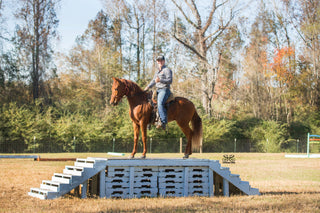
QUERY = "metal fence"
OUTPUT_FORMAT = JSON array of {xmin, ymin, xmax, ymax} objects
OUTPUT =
[
  {"xmin": 0, "ymin": 137, "xmax": 183, "ymax": 154},
  {"xmin": 0, "ymin": 136, "xmax": 313, "ymax": 154}
]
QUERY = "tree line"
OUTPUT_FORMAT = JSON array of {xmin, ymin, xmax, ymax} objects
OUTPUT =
[{"xmin": 0, "ymin": 0, "xmax": 319, "ymax": 153}]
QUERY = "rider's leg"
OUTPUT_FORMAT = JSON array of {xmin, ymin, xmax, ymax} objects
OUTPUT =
[{"xmin": 157, "ymin": 88, "xmax": 171, "ymax": 125}]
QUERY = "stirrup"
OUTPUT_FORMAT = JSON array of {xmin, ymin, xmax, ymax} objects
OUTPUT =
[{"xmin": 156, "ymin": 122, "xmax": 166, "ymax": 130}]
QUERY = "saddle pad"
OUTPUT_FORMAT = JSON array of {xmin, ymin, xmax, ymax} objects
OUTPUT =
[{"xmin": 152, "ymin": 91, "xmax": 175, "ymax": 104}]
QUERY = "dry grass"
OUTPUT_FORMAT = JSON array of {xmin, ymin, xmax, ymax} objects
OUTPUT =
[{"xmin": 0, "ymin": 153, "xmax": 320, "ymax": 212}]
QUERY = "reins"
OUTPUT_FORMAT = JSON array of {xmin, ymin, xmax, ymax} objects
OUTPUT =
[{"xmin": 124, "ymin": 84, "xmax": 131, "ymax": 97}]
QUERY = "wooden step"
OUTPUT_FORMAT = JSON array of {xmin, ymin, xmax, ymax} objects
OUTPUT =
[
  {"xmin": 28, "ymin": 188, "xmax": 57, "ymax": 200},
  {"xmin": 52, "ymin": 173, "xmax": 72, "ymax": 184},
  {"xmin": 63, "ymin": 166, "xmax": 84, "ymax": 176}
]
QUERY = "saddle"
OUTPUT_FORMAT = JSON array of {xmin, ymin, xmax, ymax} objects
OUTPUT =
[
  {"xmin": 147, "ymin": 90, "xmax": 176, "ymax": 128},
  {"xmin": 152, "ymin": 91, "xmax": 175, "ymax": 104}
]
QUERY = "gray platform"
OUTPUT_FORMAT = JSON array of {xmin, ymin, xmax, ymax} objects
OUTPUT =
[{"xmin": 28, "ymin": 157, "xmax": 260, "ymax": 199}]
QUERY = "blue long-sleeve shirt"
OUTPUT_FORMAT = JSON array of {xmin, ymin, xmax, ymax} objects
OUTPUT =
[{"xmin": 147, "ymin": 65, "xmax": 172, "ymax": 90}]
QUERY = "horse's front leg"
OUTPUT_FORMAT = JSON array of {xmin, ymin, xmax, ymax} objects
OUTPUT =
[
  {"xmin": 130, "ymin": 122, "xmax": 140, "ymax": 158},
  {"xmin": 140, "ymin": 122, "xmax": 148, "ymax": 159}
]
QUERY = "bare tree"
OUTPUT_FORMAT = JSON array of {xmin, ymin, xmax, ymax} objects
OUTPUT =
[
  {"xmin": 14, "ymin": 0, "xmax": 59, "ymax": 101},
  {"xmin": 150, "ymin": 0, "xmax": 169, "ymax": 70},
  {"xmin": 0, "ymin": 0, "xmax": 6, "ymax": 42},
  {"xmin": 102, "ymin": 0, "xmax": 144, "ymax": 81},
  {"xmin": 171, "ymin": 0, "xmax": 238, "ymax": 116}
]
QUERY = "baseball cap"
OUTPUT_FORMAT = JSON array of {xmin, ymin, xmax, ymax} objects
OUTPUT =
[{"xmin": 156, "ymin": 55, "xmax": 165, "ymax": 61}]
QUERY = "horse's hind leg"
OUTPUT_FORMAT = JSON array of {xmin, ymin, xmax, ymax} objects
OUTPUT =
[{"xmin": 177, "ymin": 122, "xmax": 193, "ymax": 158}]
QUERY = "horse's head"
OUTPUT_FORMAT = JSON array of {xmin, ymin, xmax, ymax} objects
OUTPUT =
[{"xmin": 110, "ymin": 77, "xmax": 127, "ymax": 106}]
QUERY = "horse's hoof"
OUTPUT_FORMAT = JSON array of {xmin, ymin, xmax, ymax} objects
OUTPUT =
[
  {"xmin": 140, "ymin": 155, "xmax": 146, "ymax": 159},
  {"xmin": 128, "ymin": 155, "xmax": 134, "ymax": 159},
  {"xmin": 183, "ymin": 154, "xmax": 189, "ymax": 159}
]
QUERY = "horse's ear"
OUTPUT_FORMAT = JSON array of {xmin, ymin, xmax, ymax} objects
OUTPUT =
[{"xmin": 112, "ymin": 77, "xmax": 120, "ymax": 82}]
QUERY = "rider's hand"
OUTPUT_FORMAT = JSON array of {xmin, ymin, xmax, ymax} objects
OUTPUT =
[
  {"xmin": 144, "ymin": 86, "xmax": 149, "ymax": 91},
  {"xmin": 155, "ymin": 77, "xmax": 160, "ymax": 83}
]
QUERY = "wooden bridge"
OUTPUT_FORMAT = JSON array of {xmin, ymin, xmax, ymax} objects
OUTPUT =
[{"xmin": 28, "ymin": 158, "xmax": 260, "ymax": 199}]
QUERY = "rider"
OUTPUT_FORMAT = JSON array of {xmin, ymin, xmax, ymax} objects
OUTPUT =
[{"xmin": 144, "ymin": 55, "xmax": 172, "ymax": 130}]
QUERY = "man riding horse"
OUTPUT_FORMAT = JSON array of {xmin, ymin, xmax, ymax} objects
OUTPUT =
[
  {"xmin": 144, "ymin": 55, "xmax": 172, "ymax": 131},
  {"xmin": 110, "ymin": 55, "xmax": 202, "ymax": 158}
]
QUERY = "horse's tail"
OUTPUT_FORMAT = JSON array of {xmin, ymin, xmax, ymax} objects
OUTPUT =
[{"xmin": 191, "ymin": 110, "xmax": 202, "ymax": 152}]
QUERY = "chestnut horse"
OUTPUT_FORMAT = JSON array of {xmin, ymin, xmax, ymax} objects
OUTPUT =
[{"xmin": 109, "ymin": 77, "xmax": 202, "ymax": 159}]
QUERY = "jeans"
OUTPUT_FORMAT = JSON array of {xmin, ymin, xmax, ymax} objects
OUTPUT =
[{"xmin": 157, "ymin": 88, "xmax": 171, "ymax": 124}]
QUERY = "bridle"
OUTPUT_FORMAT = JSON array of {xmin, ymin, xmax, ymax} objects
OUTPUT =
[
  {"xmin": 112, "ymin": 84, "xmax": 131, "ymax": 101},
  {"xmin": 112, "ymin": 80, "xmax": 147, "ymax": 105}
]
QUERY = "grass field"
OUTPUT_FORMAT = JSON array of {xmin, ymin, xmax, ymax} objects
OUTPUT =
[{"xmin": 0, "ymin": 153, "xmax": 319, "ymax": 212}]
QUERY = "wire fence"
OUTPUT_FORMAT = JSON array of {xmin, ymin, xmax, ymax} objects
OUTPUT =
[{"xmin": 0, "ymin": 136, "xmax": 316, "ymax": 154}]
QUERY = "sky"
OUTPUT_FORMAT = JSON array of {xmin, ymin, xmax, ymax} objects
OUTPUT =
[
  {"xmin": 2, "ymin": 0, "xmax": 261, "ymax": 53},
  {"xmin": 56, "ymin": 0, "xmax": 103, "ymax": 52},
  {"xmin": 2, "ymin": 0, "xmax": 104, "ymax": 52}
]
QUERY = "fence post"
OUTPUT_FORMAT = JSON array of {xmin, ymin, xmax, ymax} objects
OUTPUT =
[
  {"xmin": 297, "ymin": 139, "xmax": 299, "ymax": 153},
  {"xmin": 150, "ymin": 137, "xmax": 152, "ymax": 154},
  {"xmin": 33, "ymin": 136, "xmax": 36, "ymax": 153},
  {"xmin": 234, "ymin": 138, "xmax": 237, "ymax": 153},
  {"xmin": 73, "ymin": 136, "xmax": 76, "ymax": 153},
  {"xmin": 180, "ymin": 137, "xmax": 182, "ymax": 154},
  {"xmin": 113, "ymin": 138, "xmax": 115, "ymax": 152},
  {"xmin": 307, "ymin": 133, "xmax": 310, "ymax": 157}
]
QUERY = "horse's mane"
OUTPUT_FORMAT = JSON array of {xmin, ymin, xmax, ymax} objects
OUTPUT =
[
  {"xmin": 122, "ymin": 79, "xmax": 142, "ymax": 92},
  {"xmin": 121, "ymin": 79, "xmax": 147, "ymax": 98}
]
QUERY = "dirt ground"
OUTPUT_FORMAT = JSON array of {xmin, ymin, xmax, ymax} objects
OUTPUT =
[{"xmin": 0, "ymin": 153, "xmax": 319, "ymax": 212}]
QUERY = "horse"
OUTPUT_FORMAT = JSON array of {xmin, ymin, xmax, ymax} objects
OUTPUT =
[{"xmin": 109, "ymin": 77, "xmax": 202, "ymax": 159}]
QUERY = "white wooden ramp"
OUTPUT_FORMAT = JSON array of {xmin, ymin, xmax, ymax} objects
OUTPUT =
[
  {"xmin": 28, "ymin": 158, "xmax": 260, "ymax": 199},
  {"xmin": 28, "ymin": 158, "xmax": 108, "ymax": 199}
]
